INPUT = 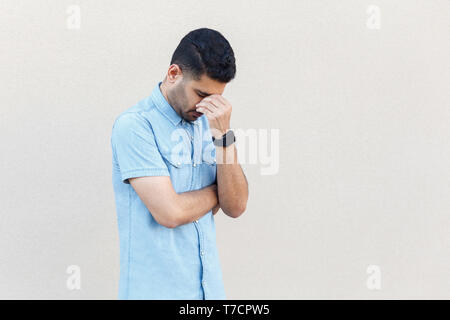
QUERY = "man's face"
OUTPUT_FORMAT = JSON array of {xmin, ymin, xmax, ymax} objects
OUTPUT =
[{"xmin": 168, "ymin": 73, "xmax": 226, "ymax": 123}]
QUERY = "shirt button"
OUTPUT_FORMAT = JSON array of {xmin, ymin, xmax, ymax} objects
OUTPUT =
[
  {"xmin": 195, "ymin": 219, "xmax": 198, "ymax": 223},
  {"xmin": 213, "ymin": 159, "xmax": 216, "ymax": 163},
  {"xmin": 200, "ymin": 250, "xmax": 205, "ymax": 256},
  {"xmin": 202, "ymin": 280, "xmax": 206, "ymax": 286},
  {"xmin": 177, "ymin": 162, "xmax": 181, "ymax": 166},
  {"xmin": 193, "ymin": 163, "xmax": 197, "ymax": 167}
]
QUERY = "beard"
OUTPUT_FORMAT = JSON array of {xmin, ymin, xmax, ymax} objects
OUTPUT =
[{"xmin": 168, "ymin": 80, "xmax": 195, "ymax": 122}]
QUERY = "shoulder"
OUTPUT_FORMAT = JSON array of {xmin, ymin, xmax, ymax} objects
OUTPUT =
[
  {"xmin": 112, "ymin": 96, "xmax": 158, "ymax": 130},
  {"xmin": 111, "ymin": 112, "xmax": 156, "ymax": 149},
  {"xmin": 112, "ymin": 109, "xmax": 155, "ymax": 132},
  {"xmin": 113, "ymin": 111, "xmax": 143, "ymax": 126}
]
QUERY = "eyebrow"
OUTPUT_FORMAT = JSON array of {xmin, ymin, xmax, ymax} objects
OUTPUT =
[{"xmin": 195, "ymin": 89, "xmax": 212, "ymax": 96}]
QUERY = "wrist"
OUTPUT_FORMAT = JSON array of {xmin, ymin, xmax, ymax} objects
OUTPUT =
[
  {"xmin": 212, "ymin": 129, "xmax": 229, "ymax": 139},
  {"xmin": 212, "ymin": 129, "xmax": 235, "ymax": 148}
]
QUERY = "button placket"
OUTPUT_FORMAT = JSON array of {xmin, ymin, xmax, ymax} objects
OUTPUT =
[
  {"xmin": 193, "ymin": 216, "xmax": 207, "ymax": 293},
  {"xmin": 192, "ymin": 119, "xmax": 203, "ymax": 167},
  {"xmin": 180, "ymin": 119, "xmax": 194, "ymax": 163},
  {"xmin": 187, "ymin": 120, "xmax": 210, "ymax": 297}
]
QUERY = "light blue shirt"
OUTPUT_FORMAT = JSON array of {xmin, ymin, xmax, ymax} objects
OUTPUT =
[{"xmin": 111, "ymin": 81, "xmax": 226, "ymax": 300}]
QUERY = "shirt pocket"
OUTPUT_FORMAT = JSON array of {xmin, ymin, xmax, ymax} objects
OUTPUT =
[{"xmin": 159, "ymin": 148, "xmax": 193, "ymax": 193}]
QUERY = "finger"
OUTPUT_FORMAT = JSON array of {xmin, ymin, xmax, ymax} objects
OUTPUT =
[
  {"xmin": 203, "ymin": 97, "xmax": 223, "ymax": 110},
  {"xmin": 197, "ymin": 100, "xmax": 218, "ymax": 111},
  {"xmin": 195, "ymin": 105, "xmax": 213, "ymax": 117},
  {"xmin": 215, "ymin": 95, "xmax": 228, "ymax": 106},
  {"xmin": 211, "ymin": 95, "xmax": 231, "ymax": 111},
  {"xmin": 196, "ymin": 102, "xmax": 217, "ymax": 114}
]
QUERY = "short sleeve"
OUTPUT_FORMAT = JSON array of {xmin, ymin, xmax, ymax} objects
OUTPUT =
[{"xmin": 111, "ymin": 113, "xmax": 169, "ymax": 184}]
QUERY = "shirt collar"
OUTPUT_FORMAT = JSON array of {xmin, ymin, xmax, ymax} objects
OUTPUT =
[{"xmin": 151, "ymin": 81, "xmax": 183, "ymax": 126}]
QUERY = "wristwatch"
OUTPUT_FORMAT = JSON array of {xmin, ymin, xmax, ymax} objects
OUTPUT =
[{"xmin": 212, "ymin": 129, "xmax": 235, "ymax": 147}]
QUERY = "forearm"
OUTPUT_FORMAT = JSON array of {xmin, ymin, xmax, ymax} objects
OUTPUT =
[
  {"xmin": 174, "ymin": 184, "xmax": 218, "ymax": 226},
  {"xmin": 216, "ymin": 144, "xmax": 249, "ymax": 218}
]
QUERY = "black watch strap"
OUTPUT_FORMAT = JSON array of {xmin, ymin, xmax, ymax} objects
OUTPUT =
[{"xmin": 212, "ymin": 130, "xmax": 235, "ymax": 147}]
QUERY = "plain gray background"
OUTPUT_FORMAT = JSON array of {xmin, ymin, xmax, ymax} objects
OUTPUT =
[{"xmin": 1, "ymin": 0, "xmax": 449, "ymax": 299}]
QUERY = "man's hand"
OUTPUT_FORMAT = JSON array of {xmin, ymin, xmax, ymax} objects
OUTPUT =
[{"xmin": 195, "ymin": 95, "xmax": 232, "ymax": 139}]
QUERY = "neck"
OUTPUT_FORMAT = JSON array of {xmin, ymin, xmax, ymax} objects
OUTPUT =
[
  {"xmin": 159, "ymin": 80, "xmax": 170, "ymax": 102},
  {"xmin": 159, "ymin": 80, "xmax": 184, "ymax": 120}
]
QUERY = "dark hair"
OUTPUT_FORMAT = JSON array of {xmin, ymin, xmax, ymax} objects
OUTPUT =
[{"xmin": 170, "ymin": 28, "xmax": 236, "ymax": 83}]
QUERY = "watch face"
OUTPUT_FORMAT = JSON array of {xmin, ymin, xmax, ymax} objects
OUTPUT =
[
  {"xmin": 224, "ymin": 130, "xmax": 235, "ymax": 147},
  {"xmin": 212, "ymin": 130, "xmax": 235, "ymax": 147}
]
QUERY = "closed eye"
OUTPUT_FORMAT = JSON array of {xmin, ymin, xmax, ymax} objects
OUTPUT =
[{"xmin": 195, "ymin": 89, "xmax": 210, "ymax": 98}]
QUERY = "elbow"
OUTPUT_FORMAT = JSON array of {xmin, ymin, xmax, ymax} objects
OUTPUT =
[
  {"xmin": 155, "ymin": 215, "xmax": 178, "ymax": 229},
  {"xmin": 157, "ymin": 197, "xmax": 187, "ymax": 228},
  {"xmin": 226, "ymin": 185, "xmax": 249, "ymax": 219},
  {"xmin": 222, "ymin": 192, "xmax": 248, "ymax": 218},
  {"xmin": 165, "ymin": 210, "xmax": 184, "ymax": 228},
  {"xmin": 141, "ymin": 192, "xmax": 183, "ymax": 229},
  {"xmin": 155, "ymin": 208, "xmax": 182, "ymax": 229},
  {"xmin": 234, "ymin": 203, "xmax": 247, "ymax": 218},
  {"xmin": 162, "ymin": 217, "xmax": 179, "ymax": 229},
  {"xmin": 222, "ymin": 202, "xmax": 247, "ymax": 219}
]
